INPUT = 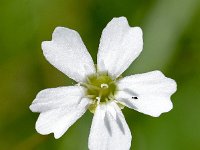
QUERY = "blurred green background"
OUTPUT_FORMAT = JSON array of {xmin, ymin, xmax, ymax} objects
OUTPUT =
[{"xmin": 0, "ymin": 0, "xmax": 200, "ymax": 149}]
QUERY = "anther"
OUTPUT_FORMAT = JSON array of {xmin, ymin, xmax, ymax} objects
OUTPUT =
[
  {"xmin": 96, "ymin": 97, "xmax": 101, "ymax": 104},
  {"xmin": 101, "ymin": 83, "xmax": 109, "ymax": 89}
]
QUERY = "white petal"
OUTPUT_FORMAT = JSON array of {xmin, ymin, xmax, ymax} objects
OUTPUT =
[
  {"xmin": 115, "ymin": 71, "xmax": 177, "ymax": 117},
  {"xmin": 88, "ymin": 102, "xmax": 131, "ymax": 150},
  {"xmin": 30, "ymin": 86, "xmax": 91, "ymax": 139},
  {"xmin": 97, "ymin": 17, "xmax": 143, "ymax": 79},
  {"xmin": 30, "ymin": 86, "xmax": 86, "ymax": 112},
  {"xmin": 42, "ymin": 27, "xmax": 96, "ymax": 82}
]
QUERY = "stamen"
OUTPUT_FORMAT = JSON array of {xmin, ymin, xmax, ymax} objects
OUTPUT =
[
  {"xmin": 96, "ymin": 97, "xmax": 101, "ymax": 104},
  {"xmin": 101, "ymin": 83, "xmax": 109, "ymax": 89}
]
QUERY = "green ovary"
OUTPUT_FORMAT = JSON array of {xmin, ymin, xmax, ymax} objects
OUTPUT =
[{"xmin": 83, "ymin": 73, "xmax": 117, "ymax": 113}]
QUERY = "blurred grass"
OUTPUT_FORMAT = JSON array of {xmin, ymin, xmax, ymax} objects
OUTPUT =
[{"xmin": 0, "ymin": 0, "xmax": 200, "ymax": 149}]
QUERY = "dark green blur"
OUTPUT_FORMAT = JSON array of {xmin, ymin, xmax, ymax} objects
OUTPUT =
[{"xmin": 0, "ymin": 0, "xmax": 200, "ymax": 149}]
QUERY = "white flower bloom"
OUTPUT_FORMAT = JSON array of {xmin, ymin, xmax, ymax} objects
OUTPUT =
[{"xmin": 30, "ymin": 17, "xmax": 177, "ymax": 150}]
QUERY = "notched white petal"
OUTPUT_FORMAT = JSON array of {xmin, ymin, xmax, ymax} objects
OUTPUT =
[
  {"xmin": 42, "ymin": 27, "xmax": 95, "ymax": 82},
  {"xmin": 36, "ymin": 98, "xmax": 90, "ymax": 139},
  {"xmin": 30, "ymin": 86, "xmax": 91, "ymax": 139},
  {"xmin": 29, "ymin": 86, "xmax": 86, "ymax": 112},
  {"xmin": 97, "ymin": 16, "xmax": 143, "ymax": 79},
  {"xmin": 88, "ymin": 102, "xmax": 132, "ymax": 150},
  {"xmin": 115, "ymin": 71, "xmax": 177, "ymax": 117}
]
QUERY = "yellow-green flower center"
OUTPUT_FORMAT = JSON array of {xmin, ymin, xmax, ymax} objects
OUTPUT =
[{"xmin": 82, "ymin": 73, "xmax": 117, "ymax": 113}]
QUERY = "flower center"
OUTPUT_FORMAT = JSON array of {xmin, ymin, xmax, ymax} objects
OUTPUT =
[{"xmin": 82, "ymin": 72, "xmax": 117, "ymax": 113}]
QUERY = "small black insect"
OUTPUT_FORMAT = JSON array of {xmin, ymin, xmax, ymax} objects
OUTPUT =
[{"xmin": 132, "ymin": 96, "xmax": 138, "ymax": 99}]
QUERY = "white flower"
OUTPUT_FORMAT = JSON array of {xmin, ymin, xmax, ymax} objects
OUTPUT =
[{"xmin": 30, "ymin": 17, "xmax": 177, "ymax": 150}]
